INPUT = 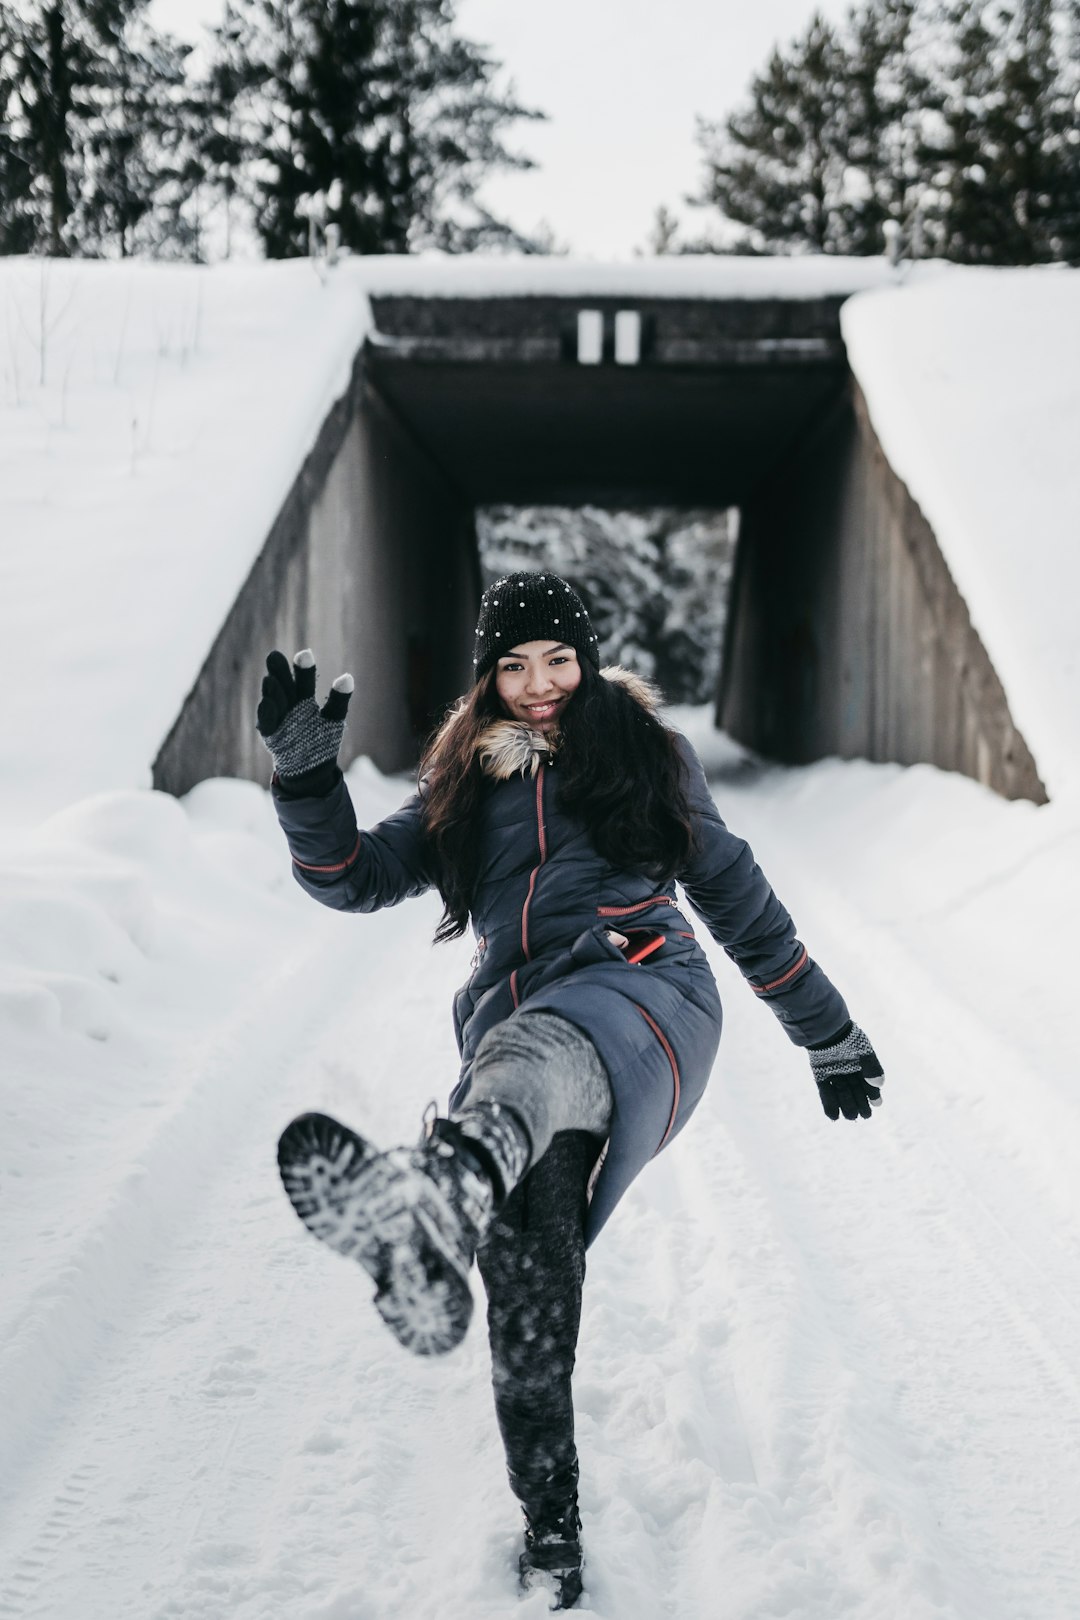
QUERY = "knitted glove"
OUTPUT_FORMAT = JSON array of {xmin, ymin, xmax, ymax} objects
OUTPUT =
[
  {"xmin": 257, "ymin": 648, "xmax": 353, "ymax": 783},
  {"xmin": 807, "ymin": 1021, "xmax": 884, "ymax": 1121}
]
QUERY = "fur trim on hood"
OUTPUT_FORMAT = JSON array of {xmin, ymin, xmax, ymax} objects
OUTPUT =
[
  {"xmin": 597, "ymin": 664, "xmax": 661, "ymax": 714},
  {"xmin": 476, "ymin": 664, "xmax": 663, "ymax": 781}
]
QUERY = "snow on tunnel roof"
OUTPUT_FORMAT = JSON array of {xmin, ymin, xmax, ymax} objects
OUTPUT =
[
  {"xmin": 353, "ymin": 251, "xmax": 903, "ymax": 300},
  {"xmin": 842, "ymin": 265, "xmax": 1080, "ymax": 800}
]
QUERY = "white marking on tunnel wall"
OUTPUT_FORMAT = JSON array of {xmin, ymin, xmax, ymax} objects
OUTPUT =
[
  {"xmin": 615, "ymin": 310, "xmax": 641, "ymax": 365},
  {"xmin": 577, "ymin": 310, "xmax": 603, "ymax": 364}
]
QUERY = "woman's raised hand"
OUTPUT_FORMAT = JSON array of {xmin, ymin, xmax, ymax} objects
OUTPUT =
[{"xmin": 256, "ymin": 648, "xmax": 354, "ymax": 782}]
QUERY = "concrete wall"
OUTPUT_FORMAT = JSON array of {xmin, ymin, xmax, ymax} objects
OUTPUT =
[
  {"xmin": 153, "ymin": 349, "xmax": 477, "ymax": 798},
  {"xmin": 719, "ymin": 377, "xmax": 1047, "ymax": 803}
]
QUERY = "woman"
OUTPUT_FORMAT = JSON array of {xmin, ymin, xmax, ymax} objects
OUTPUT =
[{"xmin": 259, "ymin": 571, "xmax": 884, "ymax": 1610}]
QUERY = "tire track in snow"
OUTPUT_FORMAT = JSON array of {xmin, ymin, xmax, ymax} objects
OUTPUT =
[
  {"xmin": 694, "ymin": 794, "xmax": 1080, "ymax": 1620},
  {"xmin": 564, "ymin": 759, "xmax": 1080, "ymax": 1619},
  {"xmin": 0, "ymin": 890, "xmax": 449, "ymax": 1586},
  {"xmin": 0, "ymin": 888, "xmax": 533, "ymax": 1620}
]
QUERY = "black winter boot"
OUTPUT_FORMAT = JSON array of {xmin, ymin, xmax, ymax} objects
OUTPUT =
[
  {"xmin": 519, "ymin": 1496, "xmax": 584, "ymax": 1611},
  {"xmin": 277, "ymin": 1110, "xmax": 514, "ymax": 1356}
]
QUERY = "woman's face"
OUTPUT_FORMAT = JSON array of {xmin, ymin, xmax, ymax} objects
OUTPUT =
[{"xmin": 494, "ymin": 641, "xmax": 582, "ymax": 731}]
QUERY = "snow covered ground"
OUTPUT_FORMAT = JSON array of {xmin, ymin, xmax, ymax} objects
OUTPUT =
[
  {"xmin": 3, "ymin": 253, "xmax": 1080, "ymax": 1616},
  {"xmin": 2, "ymin": 725, "xmax": 1079, "ymax": 1619}
]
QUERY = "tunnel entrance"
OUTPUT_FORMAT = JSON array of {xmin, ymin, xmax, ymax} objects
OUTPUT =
[{"xmin": 360, "ymin": 280, "xmax": 857, "ymax": 764}]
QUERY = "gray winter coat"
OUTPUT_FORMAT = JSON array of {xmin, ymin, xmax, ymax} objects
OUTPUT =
[{"xmin": 272, "ymin": 669, "xmax": 848, "ymax": 1243}]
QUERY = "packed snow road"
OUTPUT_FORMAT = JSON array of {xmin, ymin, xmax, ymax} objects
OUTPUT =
[{"xmin": 3, "ymin": 730, "xmax": 1079, "ymax": 1620}]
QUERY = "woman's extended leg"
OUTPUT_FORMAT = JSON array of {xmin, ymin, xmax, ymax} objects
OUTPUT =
[
  {"xmin": 276, "ymin": 1013, "xmax": 610, "ymax": 1366},
  {"xmin": 454, "ymin": 1009, "xmax": 613, "ymax": 1174},
  {"xmin": 476, "ymin": 1129, "xmax": 595, "ymax": 1607}
]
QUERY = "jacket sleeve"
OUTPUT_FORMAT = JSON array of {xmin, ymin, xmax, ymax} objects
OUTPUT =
[
  {"xmin": 272, "ymin": 770, "xmax": 436, "ymax": 913},
  {"xmin": 673, "ymin": 734, "xmax": 849, "ymax": 1046}
]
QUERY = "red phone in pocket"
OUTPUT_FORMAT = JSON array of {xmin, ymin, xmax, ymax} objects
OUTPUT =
[{"xmin": 620, "ymin": 930, "xmax": 665, "ymax": 965}]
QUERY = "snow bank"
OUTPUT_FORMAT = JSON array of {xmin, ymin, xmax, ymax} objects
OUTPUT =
[
  {"xmin": 0, "ymin": 757, "xmax": 419, "ymax": 1506},
  {"xmin": 0, "ymin": 258, "xmax": 373, "ymax": 828},
  {"xmin": 842, "ymin": 265, "xmax": 1080, "ymax": 799}
]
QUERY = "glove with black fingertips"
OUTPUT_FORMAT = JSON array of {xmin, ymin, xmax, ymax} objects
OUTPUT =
[
  {"xmin": 807, "ymin": 1021, "xmax": 884, "ymax": 1121},
  {"xmin": 257, "ymin": 648, "xmax": 354, "ymax": 792}
]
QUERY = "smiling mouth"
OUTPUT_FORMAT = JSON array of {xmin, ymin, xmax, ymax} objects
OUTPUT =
[{"xmin": 523, "ymin": 698, "xmax": 564, "ymax": 721}]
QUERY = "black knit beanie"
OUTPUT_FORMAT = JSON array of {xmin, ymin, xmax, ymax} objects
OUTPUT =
[{"xmin": 473, "ymin": 571, "xmax": 600, "ymax": 681}]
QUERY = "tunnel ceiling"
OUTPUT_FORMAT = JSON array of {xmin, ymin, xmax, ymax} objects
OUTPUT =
[{"xmin": 364, "ymin": 294, "xmax": 852, "ymax": 509}]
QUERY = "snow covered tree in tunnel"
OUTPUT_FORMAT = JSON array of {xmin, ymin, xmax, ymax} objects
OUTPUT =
[{"xmin": 476, "ymin": 506, "xmax": 737, "ymax": 705}]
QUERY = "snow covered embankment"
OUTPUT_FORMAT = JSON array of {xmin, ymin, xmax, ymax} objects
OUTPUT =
[
  {"xmin": 842, "ymin": 265, "xmax": 1080, "ymax": 800},
  {"xmin": 3, "ymin": 730, "xmax": 1080, "ymax": 1620},
  {"xmin": 0, "ymin": 258, "xmax": 373, "ymax": 828}
]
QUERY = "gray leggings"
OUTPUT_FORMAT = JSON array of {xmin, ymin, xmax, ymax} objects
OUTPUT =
[{"xmin": 462, "ymin": 1010, "xmax": 613, "ymax": 1161}]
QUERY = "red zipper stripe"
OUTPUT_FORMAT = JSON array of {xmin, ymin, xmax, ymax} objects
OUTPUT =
[
  {"xmin": 597, "ymin": 896, "xmax": 676, "ymax": 917},
  {"xmin": 536, "ymin": 768, "xmax": 547, "ymax": 860},
  {"xmin": 521, "ymin": 869, "xmax": 539, "ymax": 959},
  {"xmin": 634, "ymin": 1004, "xmax": 681, "ymax": 1154},
  {"xmin": 292, "ymin": 835, "xmax": 361, "ymax": 874},
  {"xmin": 752, "ymin": 944, "xmax": 808, "ymax": 995}
]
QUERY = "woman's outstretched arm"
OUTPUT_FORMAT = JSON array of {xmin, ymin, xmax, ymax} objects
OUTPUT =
[
  {"xmin": 258, "ymin": 646, "xmax": 435, "ymax": 913},
  {"xmin": 273, "ymin": 774, "xmax": 435, "ymax": 913},
  {"xmin": 673, "ymin": 734, "xmax": 884, "ymax": 1119}
]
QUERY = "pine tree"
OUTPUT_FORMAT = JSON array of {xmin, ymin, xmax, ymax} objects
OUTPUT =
[
  {"xmin": 1056, "ymin": 0, "xmax": 1080, "ymax": 259},
  {"xmin": 377, "ymin": 0, "xmax": 542, "ymax": 252},
  {"xmin": 929, "ymin": 0, "xmax": 1078, "ymax": 263},
  {"xmin": 645, "ymin": 204, "xmax": 680, "ymax": 255},
  {"xmin": 0, "ymin": 0, "xmax": 193, "ymax": 257},
  {"xmin": 207, "ymin": 0, "xmax": 543, "ymax": 258},
  {"xmin": 691, "ymin": 0, "xmax": 1080, "ymax": 264},
  {"xmin": 188, "ymin": 3, "xmax": 265, "ymax": 259},
  {"xmin": 224, "ymin": 0, "xmax": 396, "ymax": 259},
  {"xmin": 695, "ymin": 14, "xmax": 849, "ymax": 253},
  {"xmin": 0, "ymin": 1, "xmax": 86, "ymax": 254},
  {"xmin": 0, "ymin": 13, "xmax": 37, "ymax": 252},
  {"xmin": 838, "ymin": 0, "xmax": 931, "ymax": 254},
  {"xmin": 77, "ymin": 4, "xmax": 193, "ymax": 257}
]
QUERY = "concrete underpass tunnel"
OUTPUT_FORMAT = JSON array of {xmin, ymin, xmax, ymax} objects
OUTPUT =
[
  {"xmin": 152, "ymin": 284, "xmax": 1045, "ymax": 806},
  {"xmin": 366, "ymin": 288, "xmax": 849, "ymax": 750},
  {"xmin": 365, "ymin": 289, "xmax": 1043, "ymax": 802}
]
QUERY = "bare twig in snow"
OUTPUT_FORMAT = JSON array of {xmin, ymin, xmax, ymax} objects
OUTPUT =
[{"xmin": 113, "ymin": 276, "xmax": 134, "ymax": 387}]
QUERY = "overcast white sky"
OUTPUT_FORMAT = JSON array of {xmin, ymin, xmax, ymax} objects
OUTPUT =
[
  {"xmin": 154, "ymin": 0, "xmax": 851, "ymax": 257},
  {"xmin": 455, "ymin": 0, "xmax": 851, "ymax": 255}
]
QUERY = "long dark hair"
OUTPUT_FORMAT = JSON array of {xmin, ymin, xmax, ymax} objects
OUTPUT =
[{"xmin": 420, "ymin": 659, "xmax": 696, "ymax": 941}]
